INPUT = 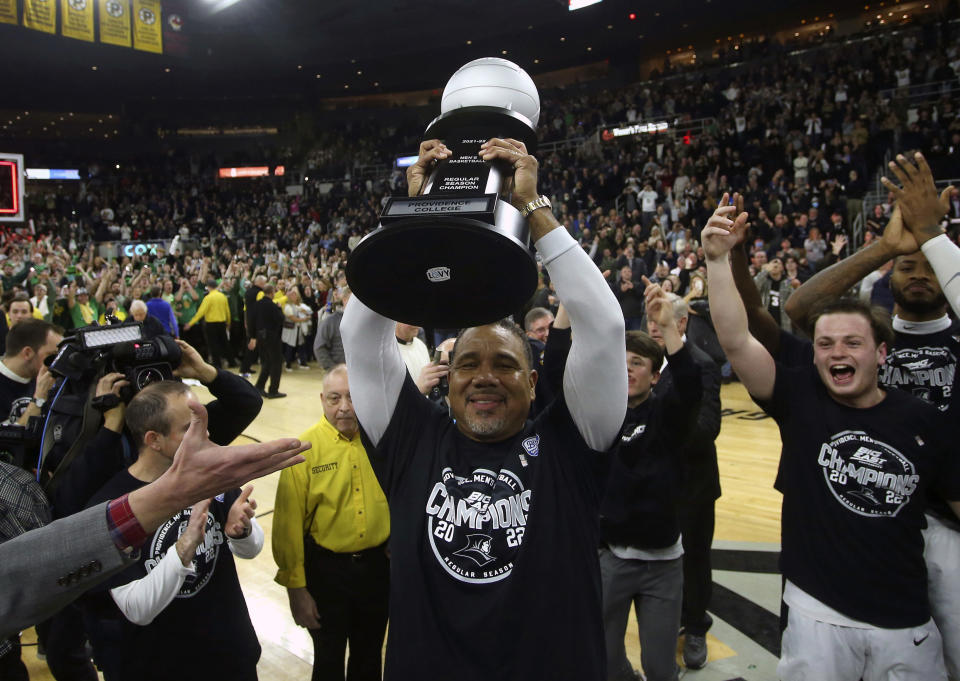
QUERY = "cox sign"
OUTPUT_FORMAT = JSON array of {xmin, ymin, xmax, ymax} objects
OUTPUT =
[{"xmin": 122, "ymin": 242, "xmax": 162, "ymax": 257}]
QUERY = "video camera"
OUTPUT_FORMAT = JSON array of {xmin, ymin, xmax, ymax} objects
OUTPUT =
[
  {"xmin": 49, "ymin": 321, "xmax": 182, "ymax": 401},
  {"xmin": 0, "ymin": 416, "xmax": 43, "ymax": 471},
  {"xmin": 0, "ymin": 321, "xmax": 182, "ymax": 482}
]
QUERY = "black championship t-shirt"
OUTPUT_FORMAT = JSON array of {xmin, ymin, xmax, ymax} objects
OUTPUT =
[
  {"xmin": 86, "ymin": 471, "xmax": 261, "ymax": 680},
  {"xmin": 880, "ymin": 321, "xmax": 960, "ymax": 414},
  {"xmin": 364, "ymin": 376, "xmax": 609, "ymax": 681},
  {"xmin": 758, "ymin": 363, "xmax": 960, "ymax": 627},
  {"xmin": 880, "ymin": 320, "xmax": 960, "ymax": 526}
]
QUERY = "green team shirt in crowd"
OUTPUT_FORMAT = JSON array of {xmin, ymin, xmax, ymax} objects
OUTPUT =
[
  {"xmin": 51, "ymin": 297, "xmax": 73, "ymax": 331},
  {"xmin": 177, "ymin": 290, "xmax": 199, "ymax": 326},
  {"xmin": 225, "ymin": 279, "xmax": 244, "ymax": 322},
  {"xmin": 70, "ymin": 299, "xmax": 101, "ymax": 329}
]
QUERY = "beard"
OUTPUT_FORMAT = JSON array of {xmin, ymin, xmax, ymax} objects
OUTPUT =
[
  {"xmin": 461, "ymin": 412, "xmax": 507, "ymax": 438},
  {"xmin": 891, "ymin": 284, "xmax": 947, "ymax": 316}
]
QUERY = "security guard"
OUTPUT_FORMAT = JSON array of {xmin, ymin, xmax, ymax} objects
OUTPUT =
[{"xmin": 272, "ymin": 364, "xmax": 390, "ymax": 681}]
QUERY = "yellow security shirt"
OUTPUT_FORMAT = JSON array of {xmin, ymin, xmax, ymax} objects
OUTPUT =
[
  {"xmin": 188, "ymin": 289, "xmax": 231, "ymax": 325},
  {"xmin": 255, "ymin": 290, "xmax": 288, "ymax": 308},
  {"xmin": 272, "ymin": 416, "xmax": 390, "ymax": 589}
]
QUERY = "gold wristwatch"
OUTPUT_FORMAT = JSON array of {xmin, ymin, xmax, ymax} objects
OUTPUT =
[{"xmin": 519, "ymin": 195, "xmax": 552, "ymax": 218}]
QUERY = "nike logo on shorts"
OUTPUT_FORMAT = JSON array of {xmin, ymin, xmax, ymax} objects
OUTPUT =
[{"xmin": 914, "ymin": 634, "xmax": 930, "ymax": 646}]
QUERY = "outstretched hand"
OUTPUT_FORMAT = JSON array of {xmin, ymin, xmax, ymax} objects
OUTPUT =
[
  {"xmin": 163, "ymin": 401, "xmax": 309, "ymax": 509},
  {"xmin": 702, "ymin": 193, "xmax": 748, "ymax": 262},
  {"xmin": 882, "ymin": 152, "xmax": 953, "ymax": 247},
  {"xmin": 407, "ymin": 139, "xmax": 451, "ymax": 197}
]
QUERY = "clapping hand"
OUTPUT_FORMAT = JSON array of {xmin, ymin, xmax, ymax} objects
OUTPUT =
[
  {"xmin": 175, "ymin": 499, "xmax": 211, "ymax": 567},
  {"xmin": 881, "ymin": 152, "xmax": 954, "ymax": 247},
  {"xmin": 226, "ymin": 485, "xmax": 257, "ymax": 539}
]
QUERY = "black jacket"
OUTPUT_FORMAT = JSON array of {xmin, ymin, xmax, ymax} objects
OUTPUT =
[
  {"xmin": 653, "ymin": 343, "xmax": 722, "ymax": 501},
  {"xmin": 601, "ymin": 345, "xmax": 702, "ymax": 549},
  {"xmin": 251, "ymin": 297, "xmax": 283, "ymax": 338},
  {"xmin": 243, "ymin": 285, "xmax": 262, "ymax": 333}
]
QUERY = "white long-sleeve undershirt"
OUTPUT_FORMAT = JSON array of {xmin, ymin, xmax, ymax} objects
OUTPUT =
[
  {"xmin": 110, "ymin": 518, "xmax": 263, "ymax": 626},
  {"xmin": 342, "ymin": 227, "xmax": 626, "ymax": 452},
  {"xmin": 920, "ymin": 234, "xmax": 960, "ymax": 320}
]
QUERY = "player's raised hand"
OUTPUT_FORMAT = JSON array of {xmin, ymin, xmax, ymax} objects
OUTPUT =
[
  {"xmin": 881, "ymin": 152, "xmax": 953, "ymax": 247},
  {"xmin": 642, "ymin": 276, "xmax": 676, "ymax": 329},
  {"xmin": 702, "ymin": 193, "xmax": 747, "ymax": 263}
]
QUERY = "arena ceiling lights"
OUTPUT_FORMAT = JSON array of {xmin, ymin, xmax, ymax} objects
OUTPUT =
[{"xmin": 568, "ymin": 0, "xmax": 603, "ymax": 9}]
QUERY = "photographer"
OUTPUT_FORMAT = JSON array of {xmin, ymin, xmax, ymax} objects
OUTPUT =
[
  {"xmin": 0, "ymin": 401, "xmax": 308, "ymax": 641},
  {"xmin": 35, "ymin": 337, "xmax": 264, "ymax": 679},
  {"xmin": 54, "ymin": 338, "xmax": 264, "ymax": 519},
  {"xmin": 0, "ymin": 319, "xmax": 62, "ymax": 426}
]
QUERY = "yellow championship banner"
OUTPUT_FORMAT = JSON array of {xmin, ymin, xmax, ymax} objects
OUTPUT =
[
  {"xmin": 61, "ymin": 0, "xmax": 95, "ymax": 42},
  {"xmin": 0, "ymin": 0, "xmax": 17, "ymax": 26},
  {"xmin": 98, "ymin": 0, "xmax": 131, "ymax": 48},
  {"xmin": 132, "ymin": 0, "xmax": 162, "ymax": 54},
  {"xmin": 23, "ymin": 0, "xmax": 56, "ymax": 33}
]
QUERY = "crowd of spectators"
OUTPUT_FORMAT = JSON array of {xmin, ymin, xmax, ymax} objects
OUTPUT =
[
  {"xmin": 2, "ymin": 14, "xmax": 960, "ymax": 681},
  {"xmin": 0, "ymin": 19, "xmax": 955, "ymax": 366}
]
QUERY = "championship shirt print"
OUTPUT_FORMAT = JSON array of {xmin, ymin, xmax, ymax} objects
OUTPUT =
[
  {"xmin": 817, "ymin": 429, "xmax": 920, "ymax": 517},
  {"xmin": 879, "ymin": 343, "xmax": 957, "ymax": 411},
  {"xmin": 143, "ymin": 505, "xmax": 225, "ymax": 597},
  {"xmin": 424, "ymin": 439, "xmax": 538, "ymax": 584}
]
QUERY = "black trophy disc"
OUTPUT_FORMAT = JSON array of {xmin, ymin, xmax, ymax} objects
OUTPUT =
[
  {"xmin": 345, "ymin": 214, "xmax": 537, "ymax": 329},
  {"xmin": 424, "ymin": 106, "xmax": 538, "ymax": 154}
]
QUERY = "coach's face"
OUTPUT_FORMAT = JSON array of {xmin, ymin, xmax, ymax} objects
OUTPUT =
[{"xmin": 449, "ymin": 325, "xmax": 537, "ymax": 443}]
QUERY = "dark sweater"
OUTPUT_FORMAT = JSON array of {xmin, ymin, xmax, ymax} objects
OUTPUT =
[{"xmin": 600, "ymin": 344, "xmax": 702, "ymax": 549}]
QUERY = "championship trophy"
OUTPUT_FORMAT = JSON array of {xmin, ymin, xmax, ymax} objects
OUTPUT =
[{"xmin": 346, "ymin": 58, "xmax": 541, "ymax": 328}]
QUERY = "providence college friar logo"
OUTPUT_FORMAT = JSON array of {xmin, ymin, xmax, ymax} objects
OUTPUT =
[
  {"xmin": 817, "ymin": 430, "xmax": 920, "ymax": 517},
  {"xmin": 144, "ymin": 506, "xmax": 225, "ymax": 597},
  {"xmin": 425, "ymin": 466, "xmax": 531, "ymax": 584}
]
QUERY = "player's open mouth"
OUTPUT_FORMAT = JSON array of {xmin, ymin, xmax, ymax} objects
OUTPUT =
[{"xmin": 829, "ymin": 364, "xmax": 855, "ymax": 385}]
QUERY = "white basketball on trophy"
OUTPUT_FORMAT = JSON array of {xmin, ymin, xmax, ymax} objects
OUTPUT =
[{"xmin": 440, "ymin": 58, "xmax": 540, "ymax": 126}]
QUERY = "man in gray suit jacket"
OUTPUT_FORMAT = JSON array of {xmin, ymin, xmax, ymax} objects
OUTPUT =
[{"xmin": 0, "ymin": 400, "xmax": 309, "ymax": 639}]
